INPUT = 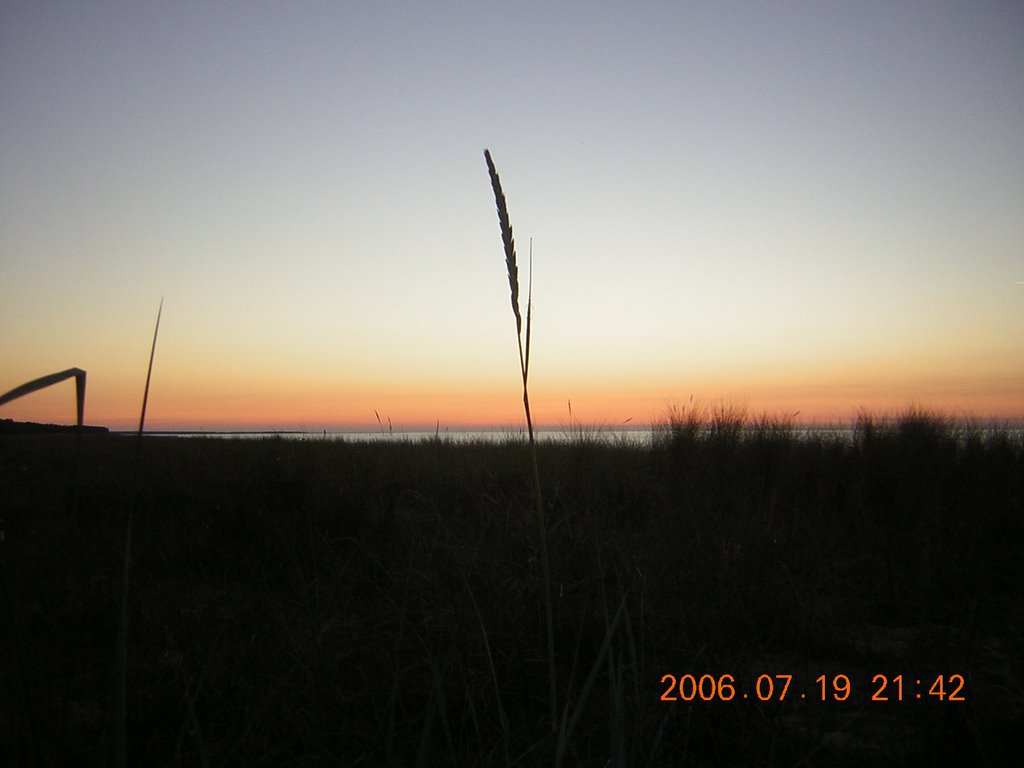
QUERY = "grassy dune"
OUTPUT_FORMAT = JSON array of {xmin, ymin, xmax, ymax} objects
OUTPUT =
[{"xmin": 1, "ymin": 410, "xmax": 1022, "ymax": 766}]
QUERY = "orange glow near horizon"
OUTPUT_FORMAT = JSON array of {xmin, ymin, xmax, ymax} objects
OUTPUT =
[
  {"xmin": 2, "ymin": 334, "xmax": 1022, "ymax": 431},
  {"xmin": 3, "ymin": 367, "xmax": 1021, "ymax": 432}
]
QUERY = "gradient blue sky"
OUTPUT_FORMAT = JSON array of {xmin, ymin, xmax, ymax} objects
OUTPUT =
[{"xmin": 2, "ymin": 1, "xmax": 1022, "ymax": 430}]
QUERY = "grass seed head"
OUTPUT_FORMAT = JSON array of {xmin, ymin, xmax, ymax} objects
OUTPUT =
[{"xmin": 484, "ymin": 149, "xmax": 522, "ymax": 336}]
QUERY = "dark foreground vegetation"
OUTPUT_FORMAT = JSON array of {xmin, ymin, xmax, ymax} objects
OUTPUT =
[{"xmin": 1, "ymin": 409, "xmax": 1022, "ymax": 767}]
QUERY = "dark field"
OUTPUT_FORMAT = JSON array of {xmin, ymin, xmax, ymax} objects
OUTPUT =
[{"xmin": 1, "ymin": 412, "xmax": 1022, "ymax": 766}]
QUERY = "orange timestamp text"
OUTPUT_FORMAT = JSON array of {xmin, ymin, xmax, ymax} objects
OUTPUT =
[{"xmin": 659, "ymin": 673, "xmax": 966, "ymax": 703}]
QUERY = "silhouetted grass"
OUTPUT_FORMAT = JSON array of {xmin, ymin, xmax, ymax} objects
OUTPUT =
[
  {"xmin": 485, "ymin": 148, "xmax": 558, "ymax": 744},
  {"xmin": 0, "ymin": 409, "xmax": 1021, "ymax": 766}
]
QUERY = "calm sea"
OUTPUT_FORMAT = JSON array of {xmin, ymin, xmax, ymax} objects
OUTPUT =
[
  {"xmin": 133, "ymin": 425, "xmax": 881, "ymax": 445},
  {"xmin": 137, "ymin": 427, "xmax": 657, "ymax": 445},
  {"xmin": 134, "ymin": 423, "xmax": 1023, "ymax": 445}
]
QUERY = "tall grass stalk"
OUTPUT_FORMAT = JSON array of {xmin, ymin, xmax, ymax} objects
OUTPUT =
[
  {"xmin": 114, "ymin": 297, "xmax": 163, "ymax": 768},
  {"xmin": 484, "ymin": 149, "xmax": 557, "ymax": 735}
]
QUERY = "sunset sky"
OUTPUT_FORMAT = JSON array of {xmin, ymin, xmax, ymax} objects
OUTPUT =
[{"xmin": 2, "ymin": 1, "xmax": 1022, "ymax": 431}]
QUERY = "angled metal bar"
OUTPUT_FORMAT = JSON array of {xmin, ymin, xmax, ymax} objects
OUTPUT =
[{"xmin": 0, "ymin": 368, "xmax": 86, "ymax": 427}]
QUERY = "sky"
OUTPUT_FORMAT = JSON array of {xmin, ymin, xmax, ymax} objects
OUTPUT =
[{"xmin": 2, "ymin": 1, "xmax": 1022, "ymax": 431}]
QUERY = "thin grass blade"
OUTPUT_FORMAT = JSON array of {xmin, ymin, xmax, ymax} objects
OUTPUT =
[
  {"xmin": 138, "ymin": 297, "xmax": 163, "ymax": 435},
  {"xmin": 114, "ymin": 297, "xmax": 163, "ymax": 768},
  {"xmin": 525, "ymin": 238, "xmax": 533, "ymax": 382},
  {"xmin": 556, "ymin": 594, "xmax": 629, "ymax": 766}
]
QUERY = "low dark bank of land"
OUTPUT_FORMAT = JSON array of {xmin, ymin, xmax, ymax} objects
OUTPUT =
[
  {"xmin": 0, "ymin": 418, "xmax": 109, "ymax": 435},
  {"xmin": 1, "ymin": 412, "xmax": 1022, "ymax": 766}
]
